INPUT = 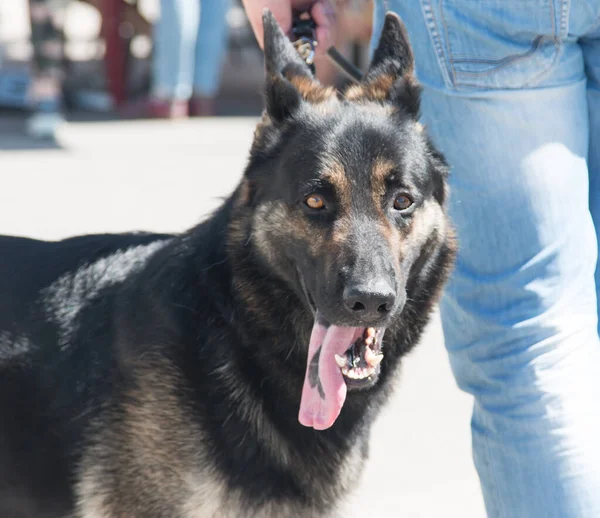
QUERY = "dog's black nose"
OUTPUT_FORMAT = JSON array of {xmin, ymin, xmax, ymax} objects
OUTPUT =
[{"xmin": 343, "ymin": 283, "xmax": 396, "ymax": 321}]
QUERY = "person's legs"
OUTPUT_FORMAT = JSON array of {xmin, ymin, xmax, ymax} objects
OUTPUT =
[
  {"xmin": 581, "ymin": 25, "xmax": 600, "ymax": 335},
  {"xmin": 189, "ymin": 0, "xmax": 230, "ymax": 115},
  {"xmin": 374, "ymin": 1, "xmax": 600, "ymax": 515},
  {"xmin": 151, "ymin": 0, "xmax": 201, "ymax": 115},
  {"xmin": 27, "ymin": 0, "xmax": 67, "ymax": 138}
]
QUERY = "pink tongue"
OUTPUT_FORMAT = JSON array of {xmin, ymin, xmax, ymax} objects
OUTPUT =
[{"xmin": 298, "ymin": 312, "xmax": 363, "ymax": 430}]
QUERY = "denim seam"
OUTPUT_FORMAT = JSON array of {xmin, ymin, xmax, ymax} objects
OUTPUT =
[
  {"xmin": 438, "ymin": 0, "xmax": 561, "ymax": 90},
  {"xmin": 439, "ymin": 0, "xmax": 457, "ymax": 86},
  {"xmin": 443, "ymin": 0, "xmax": 551, "ymax": 72},
  {"xmin": 521, "ymin": 0, "xmax": 564, "ymax": 88},
  {"xmin": 477, "ymin": 407, "xmax": 506, "ymax": 518},
  {"xmin": 581, "ymin": 5, "xmax": 600, "ymax": 37},
  {"xmin": 583, "ymin": 18, "xmax": 600, "ymax": 37},
  {"xmin": 560, "ymin": 0, "xmax": 570, "ymax": 38},
  {"xmin": 451, "ymin": 36, "xmax": 545, "ymax": 75},
  {"xmin": 420, "ymin": 0, "xmax": 454, "ymax": 89}
]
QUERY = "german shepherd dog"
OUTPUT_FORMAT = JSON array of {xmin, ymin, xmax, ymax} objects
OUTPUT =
[{"xmin": 0, "ymin": 12, "xmax": 455, "ymax": 518}]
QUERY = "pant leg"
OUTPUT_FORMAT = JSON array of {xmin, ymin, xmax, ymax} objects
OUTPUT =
[
  {"xmin": 192, "ymin": 0, "xmax": 230, "ymax": 98},
  {"xmin": 374, "ymin": 1, "xmax": 600, "ymax": 516},
  {"xmin": 28, "ymin": 0, "xmax": 65, "ymax": 82},
  {"xmin": 581, "ymin": 25, "xmax": 600, "ymax": 335},
  {"xmin": 152, "ymin": 0, "xmax": 201, "ymax": 100}
]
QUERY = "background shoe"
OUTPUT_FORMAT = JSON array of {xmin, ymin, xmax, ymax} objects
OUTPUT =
[
  {"xmin": 121, "ymin": 97, "xmax": 189, "ymax": 119},
  {"xmin": 26, "ymin": 97, "xmax": 65, "ymax": 139},
  {"xmin": 189, "ymin": 96, "xmax": 217, "ymax": 117},
  {"xmin": 148, "ymin": 98, "xmax": 189, "ymax": 119}
]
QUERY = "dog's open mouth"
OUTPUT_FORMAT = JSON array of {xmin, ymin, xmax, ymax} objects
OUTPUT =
[
  {"xmin": 335, "ymin": 326, "xmax": 384, "ymax": 386},
  {"xmin": 298, "ymin": 311, "xmax": 386, "ymax": 431}
]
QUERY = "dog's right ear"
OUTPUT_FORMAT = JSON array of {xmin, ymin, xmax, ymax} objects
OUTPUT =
[
  {"xmin": 365, "ymin": 12, "xmax": 415, "ymax": 83},
  {"xmin": 262, "ymin": 10, "xmax": 313, "ymax": 122},
  {"xmin": 346, "ymin": 13, "xmax": 421, "ymax": 117}
]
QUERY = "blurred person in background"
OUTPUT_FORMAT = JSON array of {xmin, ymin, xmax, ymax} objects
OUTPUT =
[
  {"xmin": 242, "ymin": 0, "xmax": 600, "ymax": 517},
  {"xmin": 26, "ymin": 0, "xmax": 68, "ymax": 138},
  {"xmin": 148, "ymin": 0, "xmax": 230, "ymax": 118},
  {"xmin": 26, "ymin": 0, "xmax": 149, "ymax": 138}
]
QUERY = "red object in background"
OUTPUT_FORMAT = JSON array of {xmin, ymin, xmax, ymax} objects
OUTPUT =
[{"xmin": 101, "ymin": 0, "xmax": 126, "ymax": 107}]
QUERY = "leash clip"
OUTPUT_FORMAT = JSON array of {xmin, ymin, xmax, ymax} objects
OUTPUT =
[
  {"xmin": 292, "ymin": 11, "xmax": 318, "ymax": 72},
  {"xmin": 294, "ymin": 36, "xmax": 317, "ymax": 66},
  {"xmin": 291, "ymin": 10, "xmax": 364, "ymax": 83}
]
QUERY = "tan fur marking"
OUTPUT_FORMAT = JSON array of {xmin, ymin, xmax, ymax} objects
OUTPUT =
[
  {"xmin": 288, "ymin": 75, "xmax": 336, "ymax": 104},
  {"xmin": 234, "ymin": 178, "xmax": 251, "ymax": 208},
  {"xmin": 371, "ymin": 158, "xmax": 395, "ymax": 209},
  {"xmin": 408, "ymin": 200, "xmax": 446, "ymax": 249},
  {"xmin": 345, "ymin": 74, "xmax": 396, "ymax": 102},
  {"xmin": 320, "ymin": 161, "xmax": 350, "ymax": 257},
  {"xmin": 371, "ymin": 158, "xmax": 396, "ymax": 183},
  {"xmin": 253, "ymin": 112, "xmax": 272, "ymax": 144},
  {"xmin": 321, "ymin": 159, "xmax": 351, "ymax": 209},
  {"xmin": 331, "ymin": 217, "xmax": 351, "ymax": 248},
  {"xmin": 77, "ymin": 356, "xmax": 230, "ymax": 518},
  {"xmin": 251, "ymin": 201, "xmax": 318, "ymax": 260}
]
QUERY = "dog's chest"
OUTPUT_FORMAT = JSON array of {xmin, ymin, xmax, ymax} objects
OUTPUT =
[{"xmin": 182, "ymin": 439, "xmax": 366, "ymax": 518}]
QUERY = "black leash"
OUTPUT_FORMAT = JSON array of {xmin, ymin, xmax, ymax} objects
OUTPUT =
[
  {"xmin": 291, "ymin": 10, "xmax": 363, "ymax": 82},
  {"xmin": 326, "ymin": 46, "xmax": 363, "ymax": 82}
]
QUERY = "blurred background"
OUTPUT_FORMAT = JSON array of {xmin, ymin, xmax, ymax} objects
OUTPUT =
[
  {"xmin": 0, "ymin": 1, "xmax": 486, "ymax": 516},
  {"xmin": 0, "ymin": 0, "xmax": 373, "ymax": 127}
]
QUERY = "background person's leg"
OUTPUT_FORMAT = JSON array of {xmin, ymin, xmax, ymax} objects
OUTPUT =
[
  {"xmin": 151, "ymin": 0, "xmax": 201, "ymax": 116},
  {"xmin": 189, "ymin": 0, "xmax": 230, "ymax": 116},
  {"xmin": 374, "ymin": 1, "xmax": 600, "ymax": 516},
  {"xmin": 27, "ymin": 0, "xmax": 67, "ymax": 137}
]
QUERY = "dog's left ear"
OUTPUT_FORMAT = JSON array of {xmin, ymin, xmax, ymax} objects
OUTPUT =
[
  {"xmin": 262, "ymin": 10, "xmax": 313, "ymax": 122},
  {"xmin": 347, "ymin": 13, "xmax": 421, "ymax": 117}
]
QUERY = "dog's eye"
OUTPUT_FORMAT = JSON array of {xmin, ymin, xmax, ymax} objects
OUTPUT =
[
  {"xmin": 304, "ymin": 194, "xmax": 325, "ymax": 210},
  {"xmin": 393, "ymin": 194, "xmax": 413, "ymax": 211}
]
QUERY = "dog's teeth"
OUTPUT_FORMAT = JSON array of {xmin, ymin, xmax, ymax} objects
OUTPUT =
[
  {"xmin": 335, "ymin": 354, "xmax": 347, "ymax": 368},
  {"xmin": 348, "ymin": 370, "xmax": 357, "ymax": 379},
  {"xmin": 369, "ymin": 353, "xmax": 384, "ymax": 367},
  {"xmin": 365, "ymin": 336, "xmax": 373, "ymax": 346},
  {"xmin": 341, "ymin": 366, "xmax": 349, "ymax": 376},
  {"xmin": 364, "ymin": 347, "xmax": 375, "ymax": 364},
  {"xmin": 366, "ymin": 328, "xmax": 376, "ymax": 338}
]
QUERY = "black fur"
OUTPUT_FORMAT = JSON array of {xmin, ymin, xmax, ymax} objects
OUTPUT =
[{"xmin": 0, "ymin": 12, "xmax": 455, "ymax": 518}]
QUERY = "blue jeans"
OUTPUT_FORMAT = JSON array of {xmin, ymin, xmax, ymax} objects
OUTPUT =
[
  {"xmin": 152, "ymin": 0, "xmax": 230, "ymax": 100},
  {"xmin": 373, "ymin": 1, "xmax": 600, "ymax": 516}
]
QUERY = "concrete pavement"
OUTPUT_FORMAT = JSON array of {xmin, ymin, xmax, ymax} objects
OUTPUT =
[{"xmin": 0, "ymin": 117, "xmax": 486, "ymax": 517}]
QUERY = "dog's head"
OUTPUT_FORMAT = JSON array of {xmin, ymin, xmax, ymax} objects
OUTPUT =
[{"xmin": 234, "ymin": 11, "xmax": 453, "ymax": 429}]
